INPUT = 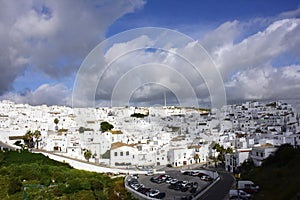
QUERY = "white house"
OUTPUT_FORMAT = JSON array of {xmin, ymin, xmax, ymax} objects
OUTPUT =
[
  {"xmin": 251, "ymin": 143, "xmax": 277, "ymax": 166},
  {"xmin": 225, "ymin": 148, "xmax": 252, "ymax": 172},
  {"xmin": 110, "ymin": 142, "xmax": 139, "ymax": 167}
]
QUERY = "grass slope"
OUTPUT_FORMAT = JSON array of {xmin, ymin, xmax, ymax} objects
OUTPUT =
[{"xmin": 0, "ymin": 150, "xmax": 135, "ymax": 200}]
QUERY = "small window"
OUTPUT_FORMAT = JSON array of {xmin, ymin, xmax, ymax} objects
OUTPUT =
[
  {"xmin": 114, "ymin": 152, "xmax": 117, "ymax": 156},
  {"xmin": 126, "ymin": 151, "xmax": 129, "ymax": 156},
  {"xmin": 120, "ymin": 152, "xmax": 123, "ymax": 156},
  {"xmin": 256, "ymin": 152, "xmax": 258, "ymax": 156},
  {"xmin": 260, "ymin": 152, "xmax": 263, "ymax": 157}
]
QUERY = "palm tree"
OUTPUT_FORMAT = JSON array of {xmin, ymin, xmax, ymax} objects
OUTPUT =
[
  {"xmin": 23, "ymin": 130, "xmax": 34, "ymax": 148},
  {"xmin": 33, "ymin": 130, "xmax": 41, "ymax": 149}
]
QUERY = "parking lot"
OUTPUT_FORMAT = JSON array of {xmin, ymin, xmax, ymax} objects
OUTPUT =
[{"xmin": 127, "ymin": 170, "xmax": 213, "ymax": 199}]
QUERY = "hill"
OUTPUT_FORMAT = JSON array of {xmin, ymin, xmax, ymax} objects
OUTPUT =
[
  {"xmin": 240, "ymin": 144, "xmax": 300, "ymax": 200},
  {"xmin": 0, "ymin": 150, "xmax": 135, "ymax": 200}
]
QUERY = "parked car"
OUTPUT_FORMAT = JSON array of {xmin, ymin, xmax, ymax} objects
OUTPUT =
[
  {"xmin": 238, "ymin": 180, "xmax": 259, "ymax": 194},
  {"xmin": 192, "ymin": 182, "xmax": 198, "ymax": 189},
  {"xmin": 190, "ymin": 187, "xmax": 197, "ymax": 194},
  {"xmin": 181, "ymin": 186, "xmax": 189, "ymax": 192},
  {"xmin": 181, "ymin": 181, "xmax": 189, "ymax": 187},
  {"xmin": 182, "ymin": 171, "xmax": 192, "ymax": 175},
  {"xmin": 148, "ymin": 189, "xmax": 160, "ymax": 197},
  {"xmin": 131, "ymin": 174, "xmax": 139, "ymax": 179},
  {"xmin": 137, "ymin": 187, "xmax": 151, "ymax": 195},
  {"xmin": 200, "ymin": 175, "xmax": 212, "ymax": 182},
  {"xmin": 165, "ymin": 177, "xmax": 173, "ymax": 183},
  {"xmin": 130, "ymin": 183, "xmax": 143, "ymax": 190},
  {"xmin": 168, "ymin": 183, "xmax": 176, "ymax": 190},
  {"xmin": 229, "ymin": 189, "xmax": 251, "ymax": 200},
  {"xmin": 170, "ymin": 178, "xmax": 178, "ymax": 184},
  {"xmin": 128, "ymin": 178, "xmax": 138, "ymax": 185},
  {"xmin": 191, "ymin": 171, "xmax": 200, "ymax": 176},
  {"xmin": 146, "ymin": 170, "xmax": 154, "ymax": 176},
  {"xmin": 154, "ymin": 192, "xmax": 166, "ymax": 199}
]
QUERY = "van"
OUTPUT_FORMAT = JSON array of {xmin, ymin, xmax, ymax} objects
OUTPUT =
[{"xmin": 238, "ymin": 180, "xmax": 259, "ymax": 194}]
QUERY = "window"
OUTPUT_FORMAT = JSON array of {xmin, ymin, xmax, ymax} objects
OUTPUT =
[
  {"xmin": 120, "ymin": 152, "xmax": 123, "ymax": 156},
  {"xmin": 126, "ymin": 151, "xmax": 129, "ymax": 156},
  {"xmin": 260, "ymin": 152, "xmax": 264, "ymax": 157},
  {"xmin": 114, "ymin": 152, "xmax": 117, "ymax": 156},
  {"xmin": 256, "ymin": 152, "xmax": 258, "ymax": 156}
]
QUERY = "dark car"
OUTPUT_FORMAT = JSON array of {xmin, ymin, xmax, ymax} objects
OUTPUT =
[
  {"xmin": 180, "ymin": 196, "xmax": 193, "ymax": 200},
  {"xmin": 192, "ymin": 182, "xmax": 198, "ymax": 189},
  {"xmin": 128, "ymin": 178, "xmax": 138, "ymax": 185},
  {"xmin": 168, "ymin": 183, "xmax": 176, "ymax": 190},
  {"xmin": 190, "ymin": 187, "xmax": 197, "ymax": 194},
  {"xmin": 154, "ymin": 192, "xmax": 166, "ymax": 199},
  {"xmin": 150, "ymin": 177, "xmax": 159, "ymax": 183},
  {"xmin": 138, "ymin": 187, "xmax": 151, "ymax": 195},
  {"xmin": 183, "ymin": 171, "xmax": 192, "ymax": 175},
  {"xmin": 181, "ymin": 186, "xmax": 189, "ymax": 192}
]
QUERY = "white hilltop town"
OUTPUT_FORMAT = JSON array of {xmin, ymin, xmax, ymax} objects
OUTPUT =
[{"xmin": 0, "ymin": 100, "xmax": 300, "ymax": 173}]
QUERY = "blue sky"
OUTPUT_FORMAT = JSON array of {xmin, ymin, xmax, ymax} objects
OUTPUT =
[
  {"xmin": 108, "ymin": 0, "xmax": 300, "ymax": 36},
  {"xmin": 1, "ymin": 0, "xmax": 300, "ymax": 108}
]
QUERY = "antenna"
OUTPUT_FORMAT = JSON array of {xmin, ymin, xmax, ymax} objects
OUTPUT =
[{"xmin": 164, "ymin": 91, "xmax": 166, "ymax": 107}]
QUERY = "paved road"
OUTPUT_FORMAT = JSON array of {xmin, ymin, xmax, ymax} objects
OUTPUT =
[{"xmin": 197, "ymin": 171, "xmax": 235, "ymax": 200}]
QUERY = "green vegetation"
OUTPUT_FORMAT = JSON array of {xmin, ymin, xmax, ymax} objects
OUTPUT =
[
  {"xmin": 0, "ymin": 150, "xmax": 135, "ymax": 200},
  {"xmin": 100, "ymin": 121, "xmax": 114, "ymax": 132},
  {"xmin": 78, "ymin": 127, "xmax": 94, "ymax": 133},
  {"xmin": 54, "ymin": 118, "xmax": 59, "ymax": 125},
  {"xmin": 130, "ymin": 113, "xmax": 148, "ymax": 118},
  {"xmin": 212, "ymin": 143, "xmax": 233, "ymax": 163},
  {"xmin": 240, "ymin": 144, "xmax": 300, "ymax": 200},
  {"xmin": 84, "ymin": 149, "xmax": 92, "ymax": 162}
]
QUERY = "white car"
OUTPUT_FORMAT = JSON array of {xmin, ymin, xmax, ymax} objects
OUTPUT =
[
  {"xmin": 145, "ymin": 170, "xmax": 154, "ymax": 176},
  {"xmin": 170, "ymin": 179, "xmax": 178, "ymax": 184},
  {"xmin": 131, "ymin": 183, "xmax": 143, "ymax": 190},
  {"xmin": 149, "ymin": 189, "xmax": 160, "ymax": 197},
  {"xmin": 181, "ymin": 181, "xmax": 189, "ymax": 187},
  {"xmin": 165, "ymin": 177, "xmax": 173, "ymax": 183}
]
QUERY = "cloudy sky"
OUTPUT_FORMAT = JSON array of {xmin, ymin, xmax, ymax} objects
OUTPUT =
[{"xmin": 1, "ymin": 0, "xmax": 300, "ymax": 109}]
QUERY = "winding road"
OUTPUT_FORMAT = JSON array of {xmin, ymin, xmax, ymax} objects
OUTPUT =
[{"xmin": 197, "ymin": 171, "xmax": 235, "ymax": 200}]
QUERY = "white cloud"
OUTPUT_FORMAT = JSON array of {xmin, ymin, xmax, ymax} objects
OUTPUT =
[
  {"xmin": 1, "ymin": 83, "xmax": 72, "ymax": 106},
  {"xmin": 226, "ymin": 65, "xmax": 300, "ymax": 100},
  {"xmin": 214, "ymin": 19, "xmax": 300, "ymax": 79},
  {"xmin": 0, "ymin": 0, "xmax": 145, "ymax": 95}
]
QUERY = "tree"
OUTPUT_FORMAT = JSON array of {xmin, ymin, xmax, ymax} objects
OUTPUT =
[
  {"xmin": 100, "ymin": 121, "xmax": 114, "ymax": 132},
  {"xmin": 84, "ymin": 150, "xmax": 92, "ymax": 162},
  {"xmin": 54, "ymin": 118, "xmax": 59, "ymax": 131},
  {"xmin": 54, "ymin": 118, "xmax": 59, "ymax": 125},
  {"xmin": 193, "ymin": 154, "xmax": 200, "ymax": 163},
  {"xmin": 23, "ymin": 130, "xmax": 34, "ymax": 148},
  {"xmin": 79, "ymin": 127, "xmax": 85, "ymax": 133},
  {"xmin": 212, "ymin": 143, "xmax": 233, "ymax": 163},
  {"xmin": 33, "ymin": 130, "xmax": 41, "ymax": 149}
]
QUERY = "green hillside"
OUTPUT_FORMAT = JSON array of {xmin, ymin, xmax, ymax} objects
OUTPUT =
[
  {"xmin": 0, "ymin": 150, "xmax": 135, "ymax": 200},
  {"xmin": 241, "ymin": 144, "xmax": 300, "ymax": 200}
]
